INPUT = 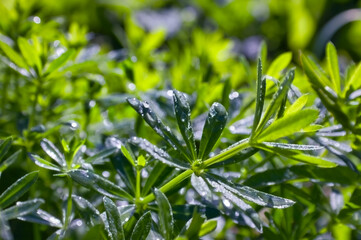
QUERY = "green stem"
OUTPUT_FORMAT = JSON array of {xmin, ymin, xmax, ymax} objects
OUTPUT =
[
  {"xmin": 64, "ymin": 176, "xmax": 73, "ymax": 229},
  {"xmin": 28, "ymin": 80, "xmax": 42, "ymax": 130},
  {"xmin": 203, "ymin": 138, "xmax": 250, "ymax": 168},
  {"xmin": 136, "ymin": 169, "xmax": 141, "ymax": 201},
  {"xmin": 141, "ymin": 169, "xmax": 193, "ymax": 204}
]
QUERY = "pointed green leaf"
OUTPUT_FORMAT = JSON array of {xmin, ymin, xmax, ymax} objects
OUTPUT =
[
  {"xmin": 69, "ymin": 170, "xmax": 133, "ymax": 201},
  {"xmin": 0, "ymin": 40, "xmax": 28, "ymax": 69},
  {"xmin": 258, "ymin": 41, "xmax": 267, "ymax": 69},
  {"xmin": 18, "ymin": 209, "xmax": 63, "ymax": 228},
  {"xmin": 256, "ymin": 109, "xmax": 319, "ymax": 142},
  {"xmin": 254, "ymin": 143, "xmax": 337, "ymax": 168},
  {"xmin": 301, "ymin": 54, "xmax": 333, "ymax": 90},
  {"xmin": 262, "ymin": 142, "xmax": 323, "ymax": 151},
  {"xmin": 28, "ymin": 154, "xmax": 61, "ymax": 172},
  {"xmin": 253, "ymin": 69, "xmax": 295, "ymax": 138},
  {"xmin": 199, "ymin": 220, "xmax": 217, "ymax": 237},
  {"xmin": 73, "ymin": 195, "xmax": 102, "ymax": 227},
  {"xmin": 45, "ymin": 49, "xmax": 75, "ymax": 75},
  {"xmin": 184, "ymin": 207, "xmax": 205, "ymax": 239},
  {"xmin": 266, "ymin": 52, "xmax": 292, "ymax": 79},
  {"xmin": 18, "ymin": 37, "xmax": 42, "ymax": 74},
  {"xmin": 251, "ymin": 58, "xmax": 266, "ymax": 138},
  {"xmin": 173, "ymin": 90, "xmax": 197, "ymax": 161},
  {"xmin": 127, "ymin": 98, "xmax": 190, "ymax": 161},
  {"xmin": 154, "ymin": 188, "xmax": 173, "ymax": 240},
  {"xmin": 344, "ymin": 62, "xmax": 361, "ymax": 96},
  {"xmin": 0, "ymin": 150, "xmax": 21, "ymax": 173},
  {"xmin": 0, "ymin": 171, "xmax": 38, "ymax": 209},
  {"xmin": 130, "ymin": 211, "xmax": 152, "ymax": 240},
  {"xmin": 285, "ymin": 95, "xmax": 308, "ymax": 115},
  {"xmin": 198, "ymin": 102, "xmax": 228, "ymax": 160},
  {"xmin": 40, "ymin": 139, "xmax": 66, "ymax": 168},
  {"xmin": 2, "ymin": 199, "xmax": 44, "ymax": 220},
  {"xmin": 142, "ymin": 162, "xmax": 171, "ymax": 196},
  {"xmin": 326, "ymin": 42, "xmax": 341, "ymax": 93},
  {"xmin": 128, "ymin": 137, "xmax": 189, "ymax": 169},
  {"xmin": 0, "ymin": 138, "xmax": 12, "ymax": 162},
  {"xmin": 120, "ymin": 145, "xmax": 136, "ymax": 167},
  {"xmin": 103, "ymin": 197, "xmax": 124, "ymax": 240},
  {"xmin": 85, "ymin": 147, "xmax": 117, "ymax": 163},
  {"xmin": 206, "ymin": 173, "xmax": 295, "ymax": 208}
]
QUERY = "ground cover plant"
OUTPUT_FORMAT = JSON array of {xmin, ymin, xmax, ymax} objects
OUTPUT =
[{"xmin": 0, "ymin": 0, "xmax": 361, "ymax": 239}]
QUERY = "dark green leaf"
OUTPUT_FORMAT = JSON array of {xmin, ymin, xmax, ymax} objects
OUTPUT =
[
  {"xmin": 127, "ymin": 98, "xmax": 190, "ymax": 161},
  {"xmin": 18, "ymin": 209, "xmax": 63, "ymax": 228},
  {"xmin": 154, "ymin": 188, "xmax": 173, "ymax": 240},
  {"xmin": 0, "ymin": 150, "xmax": 21, "ymax": 173},
  {"xmin": 128, "ymin": 137, "xmax": 189, "ymax": 169},
  {"xmin": 0, "ymin": 171, "xmax": 38, "ymax": 209},
  {"xmin": 173, "ymin": 90, "xmax": 197, "ymax": 161},
  {"xmin": 103, "ymin": 197, "xmax": 124, "ymax": 240},
  {"xmin": 85, "ymin": 147, "xmax": 117, "ymax": 164},
  {"xmin": 69, "ymin": 170, "xmax": 133, "ymax": 201},
  {"xmin": 251, "ymin": 58, "xmax": 266, "ymax": 138},
  {"xmin": 73, "ymin": 195, "xmax": 102, "ymax": 227},
  {"xmin": 142, "ymin": 162, "xmax": 168, "ymax": 196},
  {"xmin": 198, "ymin": 102, "xmax": 228, "ymax": 160},
  {"xmin": 2, "ymin": 199, "xmax": 44, "ymax": 220},
  {"xmin": 0, "ymin": 138, "xmax": 12, "ymax": 162},
  {"xmin": 130, "ymin": 211, "xmax": 152, "ymax": 240},
  {"xmin": 40, "ymin": 139, "xmax": 66, "ymax": 168}
]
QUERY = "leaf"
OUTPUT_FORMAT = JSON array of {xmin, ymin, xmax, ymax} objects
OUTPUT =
[
  {"xmin": 127, "ymin": 98, "xmax": 190, "ymax": 161},
  {"xmin": 206, "ymin": 173, "xmax": 295, "ymax": 209},
  {"xmin": 251, "ymin": 58, "xmax": 266, "ymax": 138},
  {"xmin": 73, "ymin": 195, "xmax": 102, "ymax": 226},
  {"xmin": 344, "ymin": 62, "xmax": 361, "ymax": 96},
  {"xmin": 199, "ymin": 220, "xmax": 217, "ymax": 237},
  {"xmin": 191, "ymin": 175, "xmax": 263, "ymax": 232},
  {"xmin": 0, "ymin": 137, "xmax": 12, "ymax": 162},
  {"xmin": 173, "ymin": 90, "xmax": 197, "ymax": 161},
  {"xmin": 301, "ymin": 54, "xmax": 333, "ymax": 90},
  {"xmin": 284, "ymin": 94, "xmax": 308, "ymax": 115},
  {"xmin": 154, "ymin": 188, "xmax": 174, "ymax": 240},
  {"xmin": 128, "ymin": 137, "xmax": 189, "ymax": 170},
  {"xmin": 103, "ymin": 197, "xmax": 124, "ymax": 240},
  {"xmin": 1, "ymin": 199, "xmax": 44, "ymax": 220},
  {"xmin": 172, "ymin": 205, "xmax": 220, "ymax": 221},
  {"xmin": 120, "ymin": 145, "xmax": 136, "ymax": 167},
  {"xmin": 85, "ymin": 147, "xmax": 117, "ymax": 163},
  {"xmin": 17, "ymin": 37, "xmax": 42, "ymax": 73},
  {"xmin": 326, "ymin": 42, "xmax": 341, "ymax": 93},
  {"xmin": 209, "ymin": 147, "xmax": 258, "ymax": 168},
  {"xmin": 262, "ymin": 142, "xmax": 323, "ymax": 151},
  {"xmin": 253, "ymin": 69, "xmax": 295, "ymax": 138},
  {"xmin": 198, "ymin": 102, "xmax": 228, "ymax": 160},
  {"xmin": 256, "ymin": 109, "xmax": 319, "ymax": 142},
  {"xmin": 0, "ymin": 171, "xmax": 38, "ymax": 209},
  {"xmin": 45, "ymin": 49, "xmax": 75, "ymax": 75},
  {"xmin": 68, "ymin": 170, "xmax": 133, "ymax": 201},
  {"xmin": 28, "ymin": 153, "xmax": 61, "ymax": 172},
  {"xmin": 266, "ymin": 52, "xmax": 292, "ymax": 79},
  {"xmin": 110, "ymin": 152, "xmax": 136, "ymax": 195},
  {"xmin": 18, "ymin": 209, "xmax": 63, "ymax": 228},
  {"xmin": 244, "ymin": 165, "xmax": 359, "ymax": 188},
  {"xmin": 254, "ymin": 143, "xmax": 337, "ymax": 168},
  {"xmin": 40, "ymin": 139, "xmax": 66, "ymax": 168},
  {"xmin": 0, "ymin": 150, "xmax": 21, "ymax": 173},
  {"xmin": 182, "ymin": 207, "xmax": 205, "ymax": 239},
  {"xmin": 130, "ymin": 211, "xmax": 152, "ymax": 240},
  {"xmin": 0, "ymin": 40, "xmax": 28, "ymax": 69},
  {"xmin": 142, "ymin": 162, "xmax": 168, "ymax": 196}
]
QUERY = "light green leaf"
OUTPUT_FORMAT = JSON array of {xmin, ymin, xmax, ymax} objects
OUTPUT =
[
  {"xmin": 251, "ymin": 58, "xmax": 266, "ymax": 138},
  {"xmin": 40, "ymin": 139, "xmax": 66, "ymax": 168},
  {"xmin": 0, "ymin": 41, "xmax": 28, "ymax": 69},
  {"xmin": 257, "ymin": 109, "xmax": 319, "ymax": 142},
  {"xmin": 266, "ymin": 52, "xmax": 292, "ymax": 79},
  {"xmin": 28, "ymin": 154, "xmax": 61, "ymax": 172},
  {"xmin": 120, "ymin": 145, "xmax": 136, "ymax": 167},
  {"xmin": 285, "ymin": 95, "xmax": 308, "ymax": 115},
  {"xmin": 17, "ymin": 37, "xmax": 42, "ymax": 74},
  {"xmin": 199, "ymin": 220, "xmax": 217, "ymax": 237},
  {"xmin": 344, "ymin": 62, "xmax": 361, "ymax": 95},
  {"xmin": 45, "ymin": 49, "xmax": 75, "ymax": 75},
  {"xmin": 326, "ymin": 42, "xmax": 341, "ymax": 93}
]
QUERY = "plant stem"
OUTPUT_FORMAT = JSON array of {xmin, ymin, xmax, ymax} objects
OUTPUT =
[
  {"xmin": 136, "ymin": 169, "xmax": 141, "ymax": 201},
  {"xmin": 203, "ymin": 138, "xmax": 250, "ymax": 168},
  {"xmin": 28, "ymin": 79, "xmax": 42, "ymax": 130},
  {"xmin": 141, "ymin": 169, "xmax": 193, "ymax": 204},
  {"xmin": 64, "ymin": 176, "xmax": 73, "ymax": 229}
]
